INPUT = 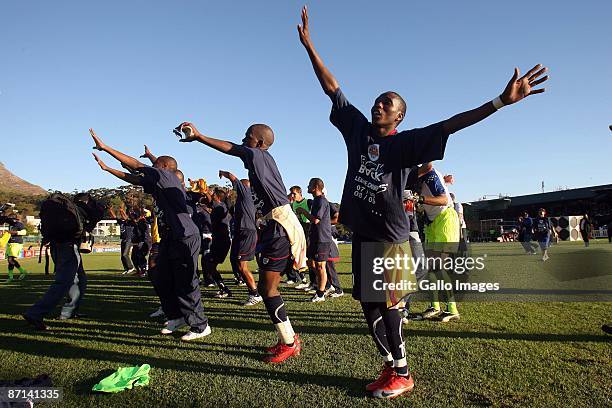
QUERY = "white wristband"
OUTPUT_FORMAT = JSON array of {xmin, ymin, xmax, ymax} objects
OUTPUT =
[{"xmin": 492, "ymin": 96, "xmax": 505, "ymax": 110}]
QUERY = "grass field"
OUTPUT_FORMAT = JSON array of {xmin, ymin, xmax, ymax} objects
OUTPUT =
[{"xmin": 0, "ymin": 241, "xmax": 611, "ymax": 407}]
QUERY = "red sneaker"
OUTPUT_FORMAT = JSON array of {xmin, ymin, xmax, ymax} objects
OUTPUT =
[
  {"xmin": 266, "ymin": 334, "xmax": 300, "ymax": 354},
  {"xmin": 365, "ymin": 365, "xmax": 394, "ymax": 392},
  {"xmin": 372, "ymin": 372, "xmax": 414, "ymax": 399},
  {"xmin": 264, "ymin": 335, "xmax": 301, "ymax": 363}
]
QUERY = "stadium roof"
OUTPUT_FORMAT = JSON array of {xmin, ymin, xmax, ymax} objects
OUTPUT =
[{"xmin": 469, "ymin": 184, "xmax": 612, "ymax": 209}]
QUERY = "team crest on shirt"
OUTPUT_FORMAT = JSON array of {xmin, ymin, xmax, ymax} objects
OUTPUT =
[
  {"xmin": 368, "ymin": 144, "xmax": 380, "ymax": 161},
  {"xmin": 262, "ymin": 257, "xmax": 269, "ymax": 265}
]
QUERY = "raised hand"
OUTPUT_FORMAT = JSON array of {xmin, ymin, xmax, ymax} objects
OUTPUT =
[
  {"xmin": 90, "ymin": 128, "xmax": 106, "ymax": 151},
  {"xmin": 140, "ymin": 145, "xmax": 151, "ymax": 158},
  {"xmin": 297, "ymin": 5, "xmax": 311, "ymax": 47},
  {"xmin": 176, "ymin": 122, "xmax": 201, "ymax": 142},
  {"xmin": 500, "ymin": 64, "xmax": 548, "ymax": 105},
  {"xmin": 219, "ymin": 170, "xmax": 229, "ymax": 179},
  {"xmin": 92, "ymin": 153, "xmax": 108, "ymax": 171}
]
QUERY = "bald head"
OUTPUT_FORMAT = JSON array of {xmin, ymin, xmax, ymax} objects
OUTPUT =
[
  {"xmin": 382, "ymin": 91, "xmax": 406, "ymax": 117},
  {"xmin": 154, "ymin": 155, "xmax": 178, "ymax": 171},
  {"xmin": 243, "ymin": 124, "xmax": 275, "ymax": 150}
]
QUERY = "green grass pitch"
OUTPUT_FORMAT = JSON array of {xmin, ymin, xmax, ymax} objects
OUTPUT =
[{"xmin": 0, "ymin": 241, "xmax": 611, "ymax": 407}]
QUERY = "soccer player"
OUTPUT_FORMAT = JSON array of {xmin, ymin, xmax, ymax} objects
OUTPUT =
[
  {"xmin": 450, "ymin": 192, "xmax": 468, "ymax": 257},
  {"xmin": 220, "ymin": 170, "xmax": 262, "ymax": 306},
  {"xmin": 289, "ymin": 186, "xmax": 310, "ymax": 287},
  {"xmin": 295, "ymin": 178, "xmax": 332, "ymax": 302},
  {"xmin": 401, "ymin": 164, "xmax": 431, "ymax": 323},
  {"xmin": 204, "ymin": 188, "xmax": 233, "ymax": 298},
  {"xmin": 418, "ymin": 166, "xmax": 461, "ymax": 322},
  {"xmin": 579, "ymin": 213, "xmax": 591, "ymax": 248},
  {"xmin": 520, "ymin": 211, "xmax": 538, "ymax": 254},
  {"xmin": 324, "ymin": 203, "xmax": 344, "ymax": 298},
  {"xmin": 0, "ymin": 213, "xmax": 28, "ymax": 282},
  {"xmin": 109, "ymin": 206, "xmax": 136, "ymax": 275},
  {"xmin": 192, "ymin": 195, "xmax": 214, "ymax": 285},
  {"xmin": 533, "ymin": 208, "xmax": 553, "ymax": 261},
  {"xmin": 298, "ymin": 5, "xmax": 548, "ymax": 398},
  {"xmin": 91, "ymin": 129, "xmax": 210, "ymax": 341},
  {"xmin": 177, "ymin": 121, "xmax": 306, "ymax": 363}
]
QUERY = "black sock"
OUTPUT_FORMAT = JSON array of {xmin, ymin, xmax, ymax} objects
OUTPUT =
[
  {"xmin": 381, "ymin": 308, "xmax": 404, "ymax": 361},
  {"xmin": 394, "ymin": 365, "xmax": 408, "ymax": 376},
  {"xmin": 361, "ymin": 302, "xmax": 392, "ymax": 359},
  {"xmin": 263, "ymin": 295, "xmax": 287, "ymax": 324},
  {"xmin": 316, "ymin": 290, "xmax": 324, "ymax": 297}
]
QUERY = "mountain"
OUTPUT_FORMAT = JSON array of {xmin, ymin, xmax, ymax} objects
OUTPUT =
[{"xmin": 0, "ymin": 161, "xmax": 47, "ymax": 196}]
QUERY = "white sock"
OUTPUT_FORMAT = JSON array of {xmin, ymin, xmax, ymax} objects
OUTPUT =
[
  {"xmin": 274, "ymin": 318, "xmax": 295, "ymax": 345},
  {"xmin": 393, "ymin": 358, "xmax": 407, "ymax": 368}
]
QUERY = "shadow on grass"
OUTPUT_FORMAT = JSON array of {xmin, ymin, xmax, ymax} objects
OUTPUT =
[
  {"xmin": 0, "ymin": 337, "xmax": 368, "ymax": 398},
  {"xmin": 73, "ymin": 368, "xmax": 116, "ymax": 396}
]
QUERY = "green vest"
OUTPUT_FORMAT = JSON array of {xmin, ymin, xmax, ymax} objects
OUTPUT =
[{"xmin": 291, "ymin": 199, "xmax": 310, "ymax": 223}]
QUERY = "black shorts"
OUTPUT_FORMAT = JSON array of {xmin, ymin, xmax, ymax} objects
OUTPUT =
[
  {"xmin": 206, "ymin": 235, "xmax": 231, "ymax": 265},
  {"xmin": 257, "ymin": 221, "xmax": 292, "ymax": 274},
  {"xmin": 231, "ymin": 229, "xmax": 257, "ymax": 261},
  {"xmin": 329, "ymin": 240, "xmax": 340, "ymax": 262},
  {"xmin": 307, "ymin": 241, "xmax": 331, "ymax": 262}
]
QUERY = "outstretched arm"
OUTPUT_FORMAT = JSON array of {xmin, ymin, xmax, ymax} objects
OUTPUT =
[
  {"xmin": 176, "ymin": 122, "xmax": 242, "ymax": 156},
  {"xmin": 90, "ymin": 128, "xmax": 146, "ymax": 169},
  {"xmin": 140, "ymin": 145, "xmax": 157, "ymax": 164},
  {"xmin": 442, "ymin": 65, "xmax": 548, "ymax": 135},
  {"xmin": 297, "ymin": 6, "xmax": 339, "ymax": 95},
  {"xmin": 218, "ymin": 170, "xmax": 238, "ymax": 184},
  {"xmin": 92, "ymin": 153, "xmax": 141, "ymax": 185}
]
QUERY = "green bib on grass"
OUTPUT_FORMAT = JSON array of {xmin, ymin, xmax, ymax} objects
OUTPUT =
[{"xmin": 92, "ymin": 364, "xmax": 150, "ymax": 393}]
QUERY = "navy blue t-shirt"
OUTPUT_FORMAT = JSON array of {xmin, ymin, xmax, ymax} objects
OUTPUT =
[
  {"xmin": 330, "ymin": 88, "xmax": 450, "ymax": 243},
  {"xmin": 534, "ymin": 217, "xmax": 552, "ymax": 236},
  {"xmin": 135, "ymin": 166, "xmax": 199, "ymax": 240},
  {"xmin": 231, "ymin": 145, "xmax": 289, "ymax": 216},
  {"xmin": 232, "ymin": 179, "xmax": 257, "ymax": 232},
  {"xmin": 521, "ymin": 217, "xmax": 534, "ymax": 235},
  {"xmin": 211, "ymin": 201, "xmax": 231, "ymax": 238},
  {"xmin": 309, "ymin": 195, "xmax": 332, "ymax": 243},
  {"xmin": 117, "ymin": 219, "xmax": 134, "ymax": 242},
  {"xmin": 192, "ymin": 207, "xmax": 212, "ymax": 235}
]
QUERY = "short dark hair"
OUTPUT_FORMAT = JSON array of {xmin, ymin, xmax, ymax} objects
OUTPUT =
[
  {"xmin": 387, "ymin": 91, "xmax": 406, "ymax": 117},
  {"xmin": 290, "ymin": 186, "xmax": 302, "ymax": 194},
  {"xmin": 310, "ymin": 178, "xmax": 324, "ymax": 191},
  {"xmin": 214, "ymin": 188, "xmax": 227, "ymax": 201}
]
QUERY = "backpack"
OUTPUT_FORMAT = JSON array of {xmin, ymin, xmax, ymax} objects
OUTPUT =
[
  {"xmin": 39, "ymin": 193, "xmax": 104, "ymax": 244},
  {"xmin": 40, "ymin": 193, "xmax": 84, "ymax": 244}
]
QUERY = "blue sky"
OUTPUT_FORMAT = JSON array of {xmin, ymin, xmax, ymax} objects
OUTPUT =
[{"xmin": 1, "ymin": 1, "xmax": 610, "ymax": 204}]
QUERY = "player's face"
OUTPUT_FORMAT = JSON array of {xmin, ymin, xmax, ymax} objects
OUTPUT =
[
  {"xmin": 371, "ymin": 93, "xmax": 403, "ymax": 127},
  {"xmin": 242, "ymin": 131, "xmax": 259, "ymax": 148},
  {"xmin": 290, "ymin": 190, "xmax": 302, "ymax": 201},
  {"xmin": 307, "ymin": 181, "xmax": 316, "ymax": 194}
]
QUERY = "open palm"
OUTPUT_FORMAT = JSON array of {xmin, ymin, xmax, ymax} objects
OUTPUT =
[{"xmin": 501, "ymin": 64, "xmax": 548, "ymax": 105}]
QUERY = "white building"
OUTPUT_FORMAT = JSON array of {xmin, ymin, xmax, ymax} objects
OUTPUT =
[
  {"xmin": 92, "ymin": 219, "xmax": 120, "ymax": 237},
  {"xmin": 25, "ymin": 216, "xmax": 41, "ymax": 228}
]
